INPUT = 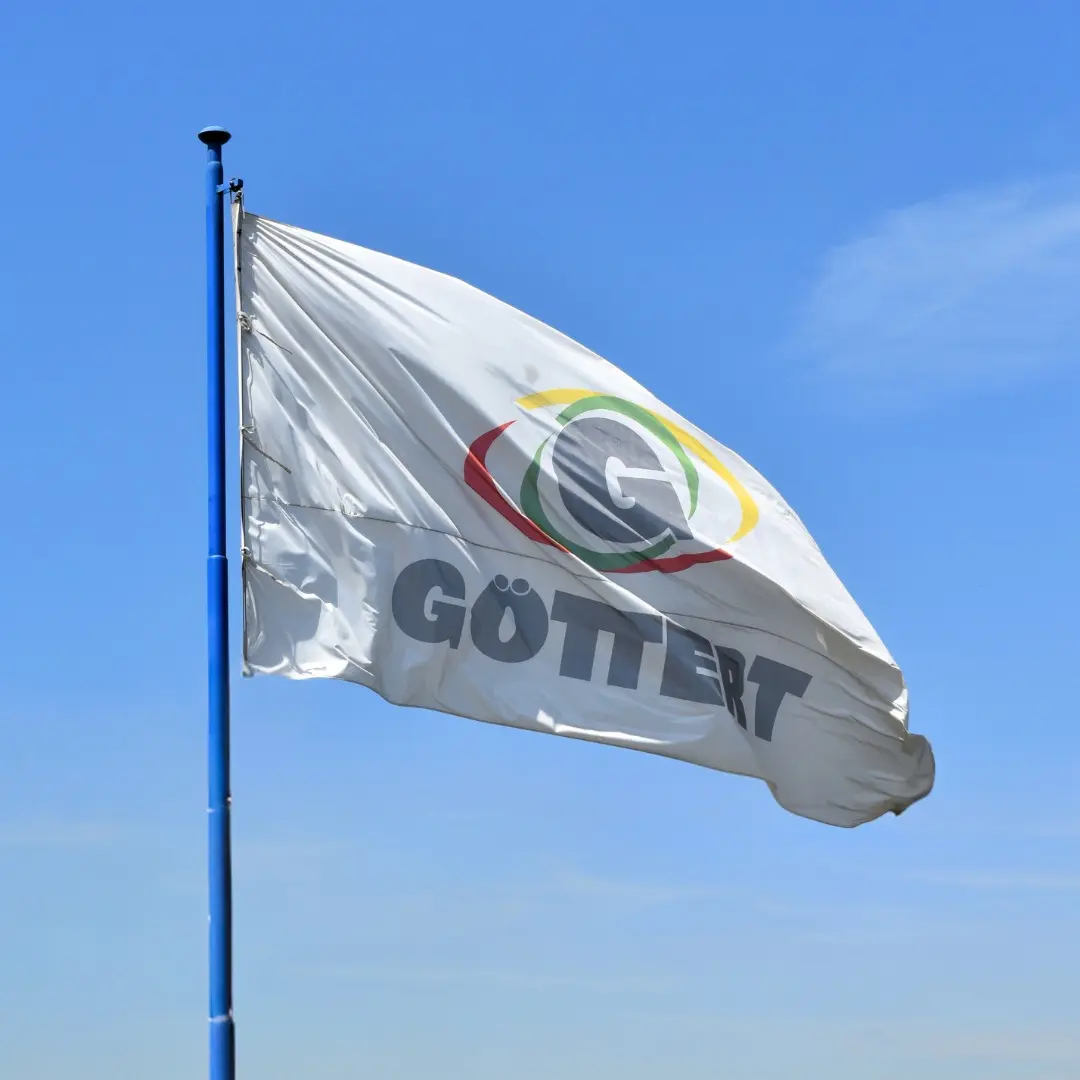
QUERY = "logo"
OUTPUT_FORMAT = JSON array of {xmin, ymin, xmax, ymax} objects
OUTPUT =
[{"xmin": 465, "ymin": 388, "xmax": 758, "ymax": 574}]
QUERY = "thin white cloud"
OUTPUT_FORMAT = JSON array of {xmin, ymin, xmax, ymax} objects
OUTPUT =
[
  {"xmin": 844, "ymin": 1023, "xmax": 1080, "ymax": 1066},
  {"xmin": 892, "ymin": 811, "xmax": 1080, "ymax": 839},
  {"xmin": 548, "ymin": 869, "xmax": 734, "ymax": 908},
  {"xmin": 0, "ymin": 819, "xmax": 122, "ymax": 848},
  {"xmin": 308, "ymin": 963, "xmax": 669, "ymax": 994},
  {"xmin": 663, "ymin": 1017, "xmax": 1080, "ymax": 1067},
  {"xmin": 902, "ymin": 868, "xmax": 1080, "ymax": 891},
  {"xmin": 238, "ymin": 837, "xmax": 355, "ymax": 874},
  {"xmin": 795, "ymin": 175, "xmax": 1080, "ymax": 400}
]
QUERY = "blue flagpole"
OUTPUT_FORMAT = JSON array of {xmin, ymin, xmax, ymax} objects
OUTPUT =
[{"xmin": 199, "ymin": 125, "xmax": 235, "ymax": 1080}]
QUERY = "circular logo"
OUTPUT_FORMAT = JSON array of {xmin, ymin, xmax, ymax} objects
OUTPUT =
[{"xmin": 465, "ymin": 389, "xmax": 757, "ymax": 574}]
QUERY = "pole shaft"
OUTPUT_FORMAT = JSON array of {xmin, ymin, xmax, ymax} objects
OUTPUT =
[{"xmin": 203, "ymin": 129, "xmax": 235, "ymax": 1080}]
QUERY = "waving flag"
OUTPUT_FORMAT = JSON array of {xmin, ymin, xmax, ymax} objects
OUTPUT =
[{"xmin": 234, "ymin": 208, "xmax": 934, "ymax": 827}]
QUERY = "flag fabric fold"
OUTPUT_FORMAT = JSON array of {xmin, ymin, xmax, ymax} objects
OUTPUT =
[{"xmin": 235, "ymin": 207, "xmax": 934, "ymax": 827}]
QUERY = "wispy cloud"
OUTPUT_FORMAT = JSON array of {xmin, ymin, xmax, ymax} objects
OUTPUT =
[
  {"xmin": 902, "ymin": 868, "xmax": 1080, "ymax": 891},
  {"xmin": 309, "ymin": 963, "xmax": 670, "ymax": 995},
  {"xmin": 0, "ymin": 819, "xmax": 123, "ymax": 849},
  {"xmin": 894, "ymin": 811, "xmax": 1080, "ymax": 840},
  {"xmin": 843, "ymin": 1023, "xmax": 1080, "ymax": 1066},
  {"xmin": 547, "ymin": 869, "xmax": 734, "ymax": 908},
  {"xmin": 794, "ymin": 174, "xmax": 1080, "ymax": 401},
  {"xmin": 237, "ymin": 836, "xmax": 356, "ymax": 875}
]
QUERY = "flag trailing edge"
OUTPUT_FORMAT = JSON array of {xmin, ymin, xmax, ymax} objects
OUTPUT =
[{"xmin": 233, "ymin": 205, "xmax": 934, "ymax": 828}]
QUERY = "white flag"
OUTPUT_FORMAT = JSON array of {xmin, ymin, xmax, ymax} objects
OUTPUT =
[{"xmin": 235, "ymin": 208, "xmax": 934, "ymax": 827}]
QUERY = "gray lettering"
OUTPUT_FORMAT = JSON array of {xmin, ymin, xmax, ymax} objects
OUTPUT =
[
  {"xmin": 470, "ymin": 575, "xmax": 549, "ymax": 663},
  {"xmin": 660, "ymin": 624, "xmax": 723, "ymax": 705},
  {"xmin": 747, "ymin": 656, "xmax": 811, "ymax": 741},
  {"xmin": 391, "ymin": 559, "xmax": 467, "ymax": 648},
  {"xmin": 553, "ymin": 416, "xmax": 691, "ymax": 545},
  {"xmin": 550, "ymin": 591, "xmax": 663, "ymax": 689},
  {"xmin": 715, "ymin": 646, "xmax": 748, "ymax": 729}
]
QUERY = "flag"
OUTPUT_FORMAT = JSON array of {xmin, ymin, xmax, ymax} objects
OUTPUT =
[{"xmin": 234, "ymin": 208, "xmax": 934, "ymax": 827}]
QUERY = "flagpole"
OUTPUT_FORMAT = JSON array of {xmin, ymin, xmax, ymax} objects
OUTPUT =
[{"xmin": 199, "ymin": 125, "xmax": 235, "ymax": 1080}]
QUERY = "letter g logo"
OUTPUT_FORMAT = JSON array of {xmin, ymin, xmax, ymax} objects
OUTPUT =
[{"xmin": 465, "ymin": 389, "xmax": 758, "ymax": 574}]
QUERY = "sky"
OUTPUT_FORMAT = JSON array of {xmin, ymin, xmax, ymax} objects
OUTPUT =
[{"xmin": 2, "ymin": 3, "xmax": 1079, "ymax": 1078}]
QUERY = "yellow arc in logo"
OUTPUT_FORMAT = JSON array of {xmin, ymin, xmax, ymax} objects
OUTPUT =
[{"xmin": 516, "ymin": 387, "xmax": 759, "ymax": 544}]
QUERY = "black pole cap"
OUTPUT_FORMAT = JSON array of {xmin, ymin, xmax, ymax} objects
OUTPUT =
[{"xmin": 198, "ymin": 126, "xmax": 232, "ymax": 146}]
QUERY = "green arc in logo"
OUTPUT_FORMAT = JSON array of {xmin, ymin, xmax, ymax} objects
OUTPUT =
[{"xmin": 519, "ymin": 394, "xmax": 701, "ymax": 571}]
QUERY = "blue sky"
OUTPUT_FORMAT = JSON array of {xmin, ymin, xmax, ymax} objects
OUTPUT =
[{"xmin": 2, "ymin": 4, "xmax": 1079, "ymax": 1078}]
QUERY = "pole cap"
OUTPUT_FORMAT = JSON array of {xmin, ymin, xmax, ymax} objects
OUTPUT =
[{"xmin": 198, "ymin": 126, "xmax": 232, "ymax": 146}]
